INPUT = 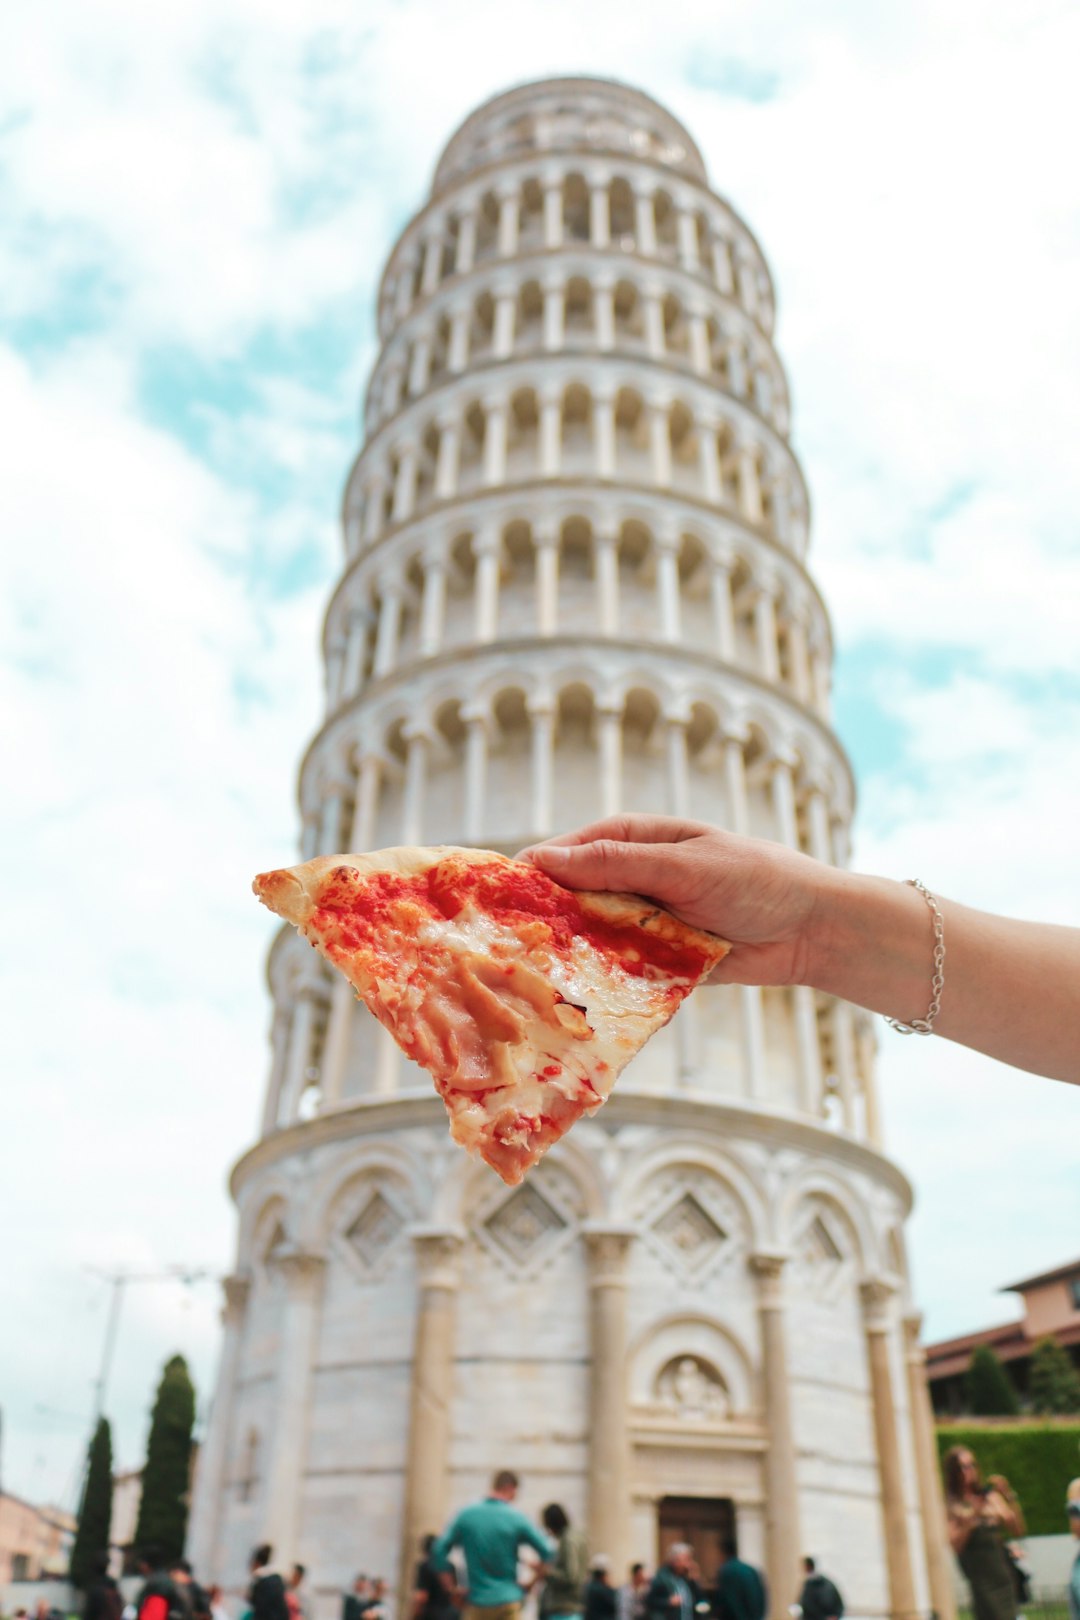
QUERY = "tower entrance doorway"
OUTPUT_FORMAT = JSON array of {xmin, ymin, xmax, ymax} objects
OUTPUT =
[{"xmin": 657, "ymin": 1496, "xmax": 737, "ymax": 1586}]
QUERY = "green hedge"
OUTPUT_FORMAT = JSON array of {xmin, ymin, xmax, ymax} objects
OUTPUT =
[{"xmin": 936, "ymin": 1424, "xmax": 1080, "ymax": 1536}]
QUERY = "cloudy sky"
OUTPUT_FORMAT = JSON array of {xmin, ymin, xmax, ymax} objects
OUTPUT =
[{"xmin": 3, "ymin": 0, "xmax": 1079, "ymax": 1509}]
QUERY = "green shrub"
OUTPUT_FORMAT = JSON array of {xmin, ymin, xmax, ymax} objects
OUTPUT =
[
  {"xmin": 965, "ymin": 1345, "xmax": 1020, "ymax": 1416},
  {"xmin": 936, "ymin": 1423, "xmax": 1080, "ymax": 1535}
]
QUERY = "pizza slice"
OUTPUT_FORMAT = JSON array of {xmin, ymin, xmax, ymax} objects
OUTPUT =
[{"xmin": 253, "ymin": 845, "xmax": 729, "ymax": 1184}]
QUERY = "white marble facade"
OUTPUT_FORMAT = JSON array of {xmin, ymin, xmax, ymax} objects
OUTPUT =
[{"xmin": 187, "ymin": 78, "xmax": 953, "ymax": 1620}]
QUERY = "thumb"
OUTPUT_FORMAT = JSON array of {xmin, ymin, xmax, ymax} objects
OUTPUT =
[{"xmin": 527, "ymin": 838, "xmax": 660, "ymax": 895}]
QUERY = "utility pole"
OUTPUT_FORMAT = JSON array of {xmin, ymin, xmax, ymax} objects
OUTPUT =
[{"xmin": 86, "ymin": 1266, "xmax": 212, "ymax": 1426}]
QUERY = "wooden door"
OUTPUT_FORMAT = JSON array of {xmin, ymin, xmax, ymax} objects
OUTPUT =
[{"xmin": 656, "ymin": 1495, "xmax": 737, "ymax": 1586}]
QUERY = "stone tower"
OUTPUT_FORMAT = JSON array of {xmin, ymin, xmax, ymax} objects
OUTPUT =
[{"xmin": 189, "ymin": 78, "xmax": 953, "ymax": 1620}]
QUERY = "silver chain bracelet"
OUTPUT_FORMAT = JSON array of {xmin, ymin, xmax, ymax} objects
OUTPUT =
[{"xmin": 886, "ymin": 878, "xmax": 946, "ymax": 1036}]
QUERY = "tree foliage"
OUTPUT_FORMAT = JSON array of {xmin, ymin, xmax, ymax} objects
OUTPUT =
[
  {"xmin": 1028, "ymin": 1336, "xmax": 1080, "ymax": 1415},
  {"xmin": 133, "ymin": 1354, "xmax": 197, "ymax": 1563},
  {"xmin": 70, "ymin": 1416, "xmax": 114, "ymax": 1590},
  {"xmin": 965, "ymin": 1345, "xmax": 1020, "ymax": 1416}
]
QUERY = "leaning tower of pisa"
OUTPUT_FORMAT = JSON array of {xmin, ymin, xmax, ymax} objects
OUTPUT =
[{"xmin": 188, "ymin": 78, "xmax": 955, "ymax": 1620}]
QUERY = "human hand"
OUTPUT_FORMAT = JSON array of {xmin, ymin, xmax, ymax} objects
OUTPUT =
[{"xmin": 520, "ymin": 815, "xmax": 838, "ymax": 988}]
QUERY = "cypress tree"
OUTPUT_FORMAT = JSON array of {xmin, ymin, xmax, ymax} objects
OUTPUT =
[
  {"xmin": 70, "ymin": 1416, "xmax": 114, "ymax": 1590},
  {"xmin": 1029, "ymin": 1336, "xmax": 1080, "ymax": 1415},
  {"xmin": 965, "ymin": 1344, "xmax": 1020, "ymax": 1416},
  {"xmin": 133, "ymin": 1354, "xmax": 197, "ymax": 1562}
]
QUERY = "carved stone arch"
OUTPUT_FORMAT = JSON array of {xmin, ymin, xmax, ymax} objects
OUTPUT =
[
  {"xmin": 777, "ymin": 1167, "xmax": 877, "ymax": 1275},
  {"xmin": 312, "ymin": 1141, "xmax": 429, "ymax": 1267},
  {"xmin": 239, "ymin": 1186, "xmax": 293, "ymax": 1274},
  {"xmin": 628, "ymin": 1312, "xmax": 755, "ymax": 1418},
  {"xmin": 431, "ymin": 1129, "xmax": 604, "ymax": 1240},
  {"xmin": 615, "ymin": 1137, "xmax": 769, "ymax": 1253}
]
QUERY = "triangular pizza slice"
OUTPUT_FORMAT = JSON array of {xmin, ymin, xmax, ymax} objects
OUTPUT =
[{"xmin": 253, "ymin": 845, "xmax": 729, "ymax": 1185}]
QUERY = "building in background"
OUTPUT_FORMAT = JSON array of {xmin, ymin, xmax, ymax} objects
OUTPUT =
[
  {"xmin": 927, "ymin": 1255, "xmax": 1080, "ymax": 1414},
  {"xmin": 188, "ymin": 77, "xmax": 953, "ymax": 1620},
  {"xmin": 0, "ymin": 1493, "xmax": 75, "ymax": 1585}
]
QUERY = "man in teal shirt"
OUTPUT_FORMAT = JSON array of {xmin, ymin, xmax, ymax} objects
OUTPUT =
[{"xmin": 433, "ymin": 1469, "xmax": 553, "ymax": 1620}]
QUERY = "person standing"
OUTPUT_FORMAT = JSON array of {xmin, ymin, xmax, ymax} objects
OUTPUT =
[
  {"xmin": 84, "ymin": 1551, "xmax": 123, "ymax": 1620},
  {"xmin": 286, "ymin": 1567, "xmax": 307, "ymax": 1620},
  {"xmin": 583, "ymin": 1561, "xmax": 617, "ymax": 1620},
  {"xmin": 413, "ymin": 1535, "xmax": 460, "ymax": 1620},
  {"xmin": 249, "ymin": 1546, "xmax": 291, "ymax": 1620},
  {"xmin": 645, "ymin": 1546, "xmax": 694, "ymax": 1620},
  {"xmin": 134, "ymin": 1546, "xmax": 188, "ymax": 1620},
  {"xmin": 944, "ymin": 1448, "xmax": 1023, "ymax": 1620},
  {"xmin": 343, "ymin": 1578, "xmax": 373, "ymax": 1620},
  {"xmin": 714, "ymin": 1540, "xmax": 765, "ymax": 1620},
  {"xmin": 432, "ymin": 1469, "xmax": 553, "ymax": 1620},
  {"xmin": 1065, "ymin": 1481, "xmax": 1080, "ymax": 1620},
  {"xmin": 539, "ymin": 1507, "xmax": 588, "ymax": 1620},
  {"xmin": 798, "ymin": 1559, "xmax": 843, "ymax": 1620},
  {"xmin": 616, "ymin": 1566, "xmax": 649, "ymax": 1620}
]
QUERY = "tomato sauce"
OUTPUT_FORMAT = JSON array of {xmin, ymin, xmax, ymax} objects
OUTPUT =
[{"xmin": 311, "ymin": 856, "xmax": 709, "ymax": 981}]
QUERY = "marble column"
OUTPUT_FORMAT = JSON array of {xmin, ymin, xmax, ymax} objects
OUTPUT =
[
  {"xmin": 401, "ymin": 728, "xmax": 429, "ymax": 844},
  {"xmin": 317, "ymin": 787, "xmax": 343, "ymax": 857},
  {"xmin": 751, "ymin": 1253, "xmax": 802, "ymax": 1619},
  {"xmin": 497, "ymin": 183, "xmax": 520, "ymax": 256},
  {"xmin": 753, "ymin": 583, "xmax": 780, "ymax": 682},
  {"xmin": 597, "ymin": 706, "xmax": 622, "ymax": 817},
  {"xmin": 408, "ymin": 331, "xmax": 432, "ymax": 395},
  {"xmin": 903, "ymin": 1314, "xmax": 956, "ymax": 1620},
  {"xmin": 543, "ymin": 174, "xmax": 563, "ymax": 248},
  {"xmin": 435, "ymin": 414, "xmax": 461, "ymax": 499},
  {"xmin": 724, "ymin": 737, "xmax": 765, "ymax": 1098},
  {"xmin": 448, "ymin": 304, "xmax": 471, "ymax": 373},
  {"xmin": 666, "ymin": 715, "xmax": 690, "ymax": 816},
  {"xmin": 649, "ymin": 401, "xmax": 672, "ymax": 487},
  {"xmin": 320, "ymin": 755, "xmax": 382, "ymax": 1107},
  {"xmin": 830, "ymin": 1002, "xmax": 859, "ymax": 1133},
  {"xmin": 483, "ymin": 396, "xmax": 508, "ymax": 486},
  {"xmin": 688, "ymin": 308, "xmax": 710, "ymax": 376},
  {"xmin": 676, "ymin": 204, "xmax": 700, "ymax": 269},
  {"xmin": 421, "ymin": 234, "xmax": 442, "ymax": 296},
  {"xmin": 278, "ymin": 990, "xmax": 319, "ymax": 1124},
  {"xmin": 698, "ymin": 419, "xmax": 722, "ymax": 505},
  {"xmin": 535, "ymin": 523, "xmax": 560, "ymax": 634},
  {"xmin": 861, "ymin": 1281, "xmax": 920, "ymax": 1620},
  {"xmin": 594, "ymin": 277, "xmax": 616, "ymax": 351},
  {"xmin": 583, "ymin": 1226, "xmax": 635, "ymax": 1575},
  {"xmin": 373, "ymin": 579, "xmax": 404, "ymax": 677},
  {"xmin": 260, "ymin": 1009, "xmax": 290, "ymax": 1136},
  {"xmin": 529, "ymin": 701, "xmax": 556, "ymax": 837},
  {"xmin": 594, "ymin": 390, "xmax": 616, "ymax": 479},
  {"xmin": 710, "ymin": 550, "xmax": 736, "ymax": 661},
  {"xmin": 856, "ymin": 1014, "xmax": 885, "ymax": 1149},
  {"xmin": 325, "ymin": 637, "xmax": 346, "ymax": 712},
  {"xmin": 261, "ymin": 1251, "xmax": 326, "ymax": 1560},
  {"xmin": 543, "ymin": 275, "xmax": 565, "ymax": 352},
  {"xmin": 399, "ymin": 1231, "xmax": 465, "ymax": 1612},
  {"xmin": 589, "ymin": 177, "xmax": 611, "ymax": 247},
  {"xmin": 419, "ymin": 549, "xmax": 448, "ymax": 656},
  {"xmin": 595, "ymin": 526, "xmax": 620, "ymax": 634},
  {"xmin": 455, "ymin": 212, "xmax": 476, "ymax": 274},
  {"xmin": 473, "ymin": 527, "xmax": 502, "ymax": 642},
  {"xmin": 540, "ymin": 385, "xmax": 562, "ymax": 476},
  {"xmin": 633, "ymin": 186, "xmax": 657, "ymax": 255},
  {"xmin": 392, "ymin": 441, "xmax": 419, "ymax": 522},
  {"xmin": 655, "ymin": 532, "xmax": 681, "ymax": 643},
  {"xmin": 787, "ymin": 614, "xmax": 813, "ymax": 705},
  {"xmin": 712, "ymin": 236, "xmax": 735, "ymax": 293},
  {"xmin": 463, "ymin": 707, "xmax": 488, "ymax": 842},
  {"xmin": 493, "ymin": 286, "xmax": 516, "ymax": 359},
  {"xmin": 364, "ymin": 475, "xmax": 387, "ymax": 543},
  {"xmin": 643, "ymin": 284, "xmax": 665, "ymax": 359},
  {"xmin": 805, "ymin": 786, "xmax": 833, "ymax": 865},
  {"xmin": 187, "ymin": 1273, "xmax": 251, "ymax": 1580}
]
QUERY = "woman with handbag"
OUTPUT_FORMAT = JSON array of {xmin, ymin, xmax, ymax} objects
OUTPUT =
[{"xmin": 944, "ymin": 1447, "xmax": 1026, "ymax": 1620}]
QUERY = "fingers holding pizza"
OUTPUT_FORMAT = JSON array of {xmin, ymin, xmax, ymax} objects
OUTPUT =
[{"xmin": 520, "ymin": 815, "xmax": 829, "ymax": 990}]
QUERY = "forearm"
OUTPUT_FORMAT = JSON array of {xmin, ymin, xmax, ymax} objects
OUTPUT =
[{"xmin": 809, "ymin": 870, "xmax": 1080, "ymax": 1084}]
